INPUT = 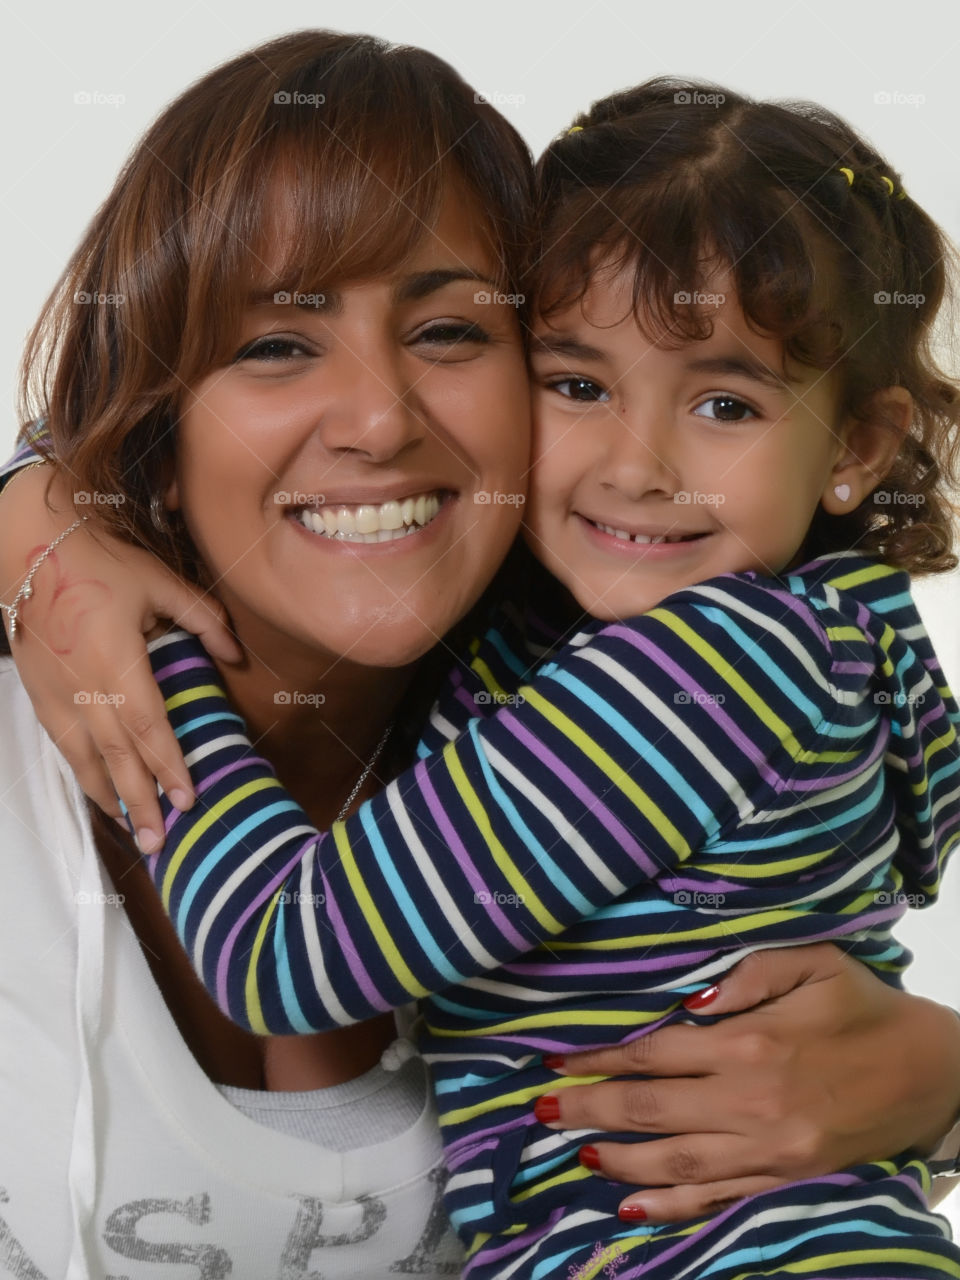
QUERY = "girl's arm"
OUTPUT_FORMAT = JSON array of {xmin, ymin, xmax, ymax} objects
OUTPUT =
[
  {"xmin": 145, "ymin": 579, "xmax": 854, "ymax": 1035},
  {"xmin": 0, "ymin": 452, "xmax": 241, "ymax": 837}
]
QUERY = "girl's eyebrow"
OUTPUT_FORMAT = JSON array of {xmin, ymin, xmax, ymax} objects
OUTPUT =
[
  {"xmin": 529, "ymin": 333, "xmax": 608, "ymax": 362},
  {"xmin": 685, "ymin": 355, "xmax": 787, "ymax": 390}
]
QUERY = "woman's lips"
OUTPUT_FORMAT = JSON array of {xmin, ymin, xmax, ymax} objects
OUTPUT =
[{"xmin": 293, "ymin": 490, "xmax": 445, "ymax": 542}]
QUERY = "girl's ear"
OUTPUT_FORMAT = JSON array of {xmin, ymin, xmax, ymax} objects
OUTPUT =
[{"xmin": 820, "ymin": 386, "xmax": 913, "ymax": 515}]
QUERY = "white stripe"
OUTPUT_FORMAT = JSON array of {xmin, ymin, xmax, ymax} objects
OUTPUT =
[
  {"xmin": 385, "ymin": 782, "xmax": 501, "ymax": 973},
  {"xmin": 483, "ymin": 740, "xmax": 627, "ymax": 896},
  {"xmin": 295, "ymin": 850, "xmax": 353, "ymax": 1025},
  {"xmin": 183, "ymin": 733, "xmax": 250, "ymax": 769},
  {"xmin": 574, "ymin": 645, "xmax": 754, "ymax": 822}
]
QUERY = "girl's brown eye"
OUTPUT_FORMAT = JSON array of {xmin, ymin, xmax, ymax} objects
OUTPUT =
[
  {"xmin": 548, "ymin": 376, "xmax": 609, "ymax": 403},
  {"xmin": 693, "ymin": 395, "xmax": 757, "ymax": 422}
]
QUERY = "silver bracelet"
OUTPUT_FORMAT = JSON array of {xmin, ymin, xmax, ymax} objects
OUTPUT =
[{"xmin": 0, "ymin": 516, "xmax": 89, "ymax": 637}]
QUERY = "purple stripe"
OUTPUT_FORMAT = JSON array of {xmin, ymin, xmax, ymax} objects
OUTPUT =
[
  {"xmin": 444, "ymin": 1138, "xmax": 499, "ymax": 1174},
  {"xmin": 154, "ymin": 655, "xmax": 216, "ymax": 681},
  {"xmin": 605, "ymin": 624, "xmax": 786, "ymax": 793},
  {"xmin": 415, "ymin": 759, "xmax": 529, "ymax": 952},
  {"xmin": 463, "ymin": 1208, "xmax": 565, "ymax": 1275},
  {"xmin": 316, "ymin": 871, "xmax": 392, "ymax": 1012},
  {"xmin": 214, "ymin": 844, "xmax": 308, "ymax": 1011},
  {"xmin": 502, "ymin": 712, "xmax": 657, "ymax": 874},
  {"xmin": 445, "ymin": 1111, "xmax": 536, "ymax": 1160}
]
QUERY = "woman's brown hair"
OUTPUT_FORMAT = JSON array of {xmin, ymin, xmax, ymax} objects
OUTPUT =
[
  {"xmin": 534, "ymin": 78, "xmax": 960, "ymax": 575},
  {"xmin": 19, "ymin": 30, "xmax": 534, "ymax": 583}
]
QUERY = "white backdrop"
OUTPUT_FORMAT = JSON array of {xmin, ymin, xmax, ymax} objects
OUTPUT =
[{"xmin": 3, "ymin": 0, "xmax": 959, "ymax": 1224}]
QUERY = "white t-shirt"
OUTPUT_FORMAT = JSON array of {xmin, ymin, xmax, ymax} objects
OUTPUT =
[{"xmin": 0, "ymin": 659, "xmax": 463, "ymax": 1279}]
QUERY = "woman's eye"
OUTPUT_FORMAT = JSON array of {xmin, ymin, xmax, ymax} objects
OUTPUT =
[
  {"xmin": 415, "ymin": 322, "xmax": 489, "ymax": 347},
  {"xmin": 235, "ymin": 336, "xmax": 310, "ymax": 362},
  {"xmin": 693, "ymin": 395, "xmax": 756, "ymax": 422},
  {"xmin": 548, "ymin": 377, "xmax": 610, "ymax": 403}
]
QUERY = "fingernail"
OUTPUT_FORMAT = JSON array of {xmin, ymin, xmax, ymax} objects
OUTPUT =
[
  {"xmin": 534, "ymin": 1094, "xmax": 560, "ymax": 1123},
  {"xmin": 543, "ymin": 1054, "xmax": 566, "ymax": 1071},
  {"xmin": 618, "ymin": 1204, "xmax": 648, "ymax": 1222},
  {"xmin": 169, "ymin": 789, "xmax": 192, "ymax": 811},
  {"xmin": 136, "ymin": 828, "xmax": 160, "ymax": 854},
  {"xmin": 578, "ymin": 1145, "xmax": 601, "ymax": 1170},
  {"xmin": 683, "ymin": 984, "xmax": 720, "ymax": 1010}
]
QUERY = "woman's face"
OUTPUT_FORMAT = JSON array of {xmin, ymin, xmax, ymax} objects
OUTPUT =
[{"xmin": 171, "ymin": 187, "xmax": 530, "ymax": 670}]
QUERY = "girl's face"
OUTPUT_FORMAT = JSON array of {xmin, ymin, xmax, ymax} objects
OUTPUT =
[
  {"xmin": 170, "ymin": 188, "xmax": 530, "ymax": 670},
  {"xmin": 526, "ymin": 266, "xmax": 848, "ymax": 620}
]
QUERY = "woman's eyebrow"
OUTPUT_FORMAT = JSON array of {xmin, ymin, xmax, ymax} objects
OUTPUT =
[{"xmin": 393, "ymin": 268, "xmax": 498, "ymax": 302}]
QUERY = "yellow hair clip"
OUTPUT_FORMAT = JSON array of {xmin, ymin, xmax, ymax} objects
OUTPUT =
[
  {"xmin": 838, "ymin": 167, "xmax": 855, "ymax": 186},
  {"xmin": 567, "ymin": 125, "xmax": 584, "ymax": 134},
  {"xmin": 880, "ymin": 175, "xmax": 896, "ymax": 195}
]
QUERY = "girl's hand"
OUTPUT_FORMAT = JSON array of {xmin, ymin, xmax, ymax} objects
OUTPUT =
[
  {"xmin": 543, "ymin": 943, "xmax": 960, "ymax": 1222},
  {"xmin": 0, "ymin": 462, "xmax": 242, "ymax": 849}
]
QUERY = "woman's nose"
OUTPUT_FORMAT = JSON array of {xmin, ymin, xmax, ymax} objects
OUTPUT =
[{"xmin": 317, "ymin": 346, "xmax": 427, "ymax": 462}]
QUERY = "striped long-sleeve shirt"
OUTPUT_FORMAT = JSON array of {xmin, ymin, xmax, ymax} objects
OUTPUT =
[{"xmin": 141, "ymin": 550, "xmax": 960, "ymax": 1279}]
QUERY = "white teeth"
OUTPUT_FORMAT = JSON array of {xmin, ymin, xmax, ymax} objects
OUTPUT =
[
  {"xmin": 354, "ymin": 505, "xmax": 379, "ymax": 535},
  {"xmin": 294, "ymin": 491, "xmax": 444, "ymax": 540},
  {"xmin": 595, "ymin": 521, "xmax": 700, "ymax": 545},
  {"xmin": 380, "ymin": 501, "xmax": 403, "ymax": 531}
]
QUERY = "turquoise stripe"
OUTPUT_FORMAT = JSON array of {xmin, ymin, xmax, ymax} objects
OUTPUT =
[
  {"xmin": 699, "ymin": 1216, "xmax": 928, "ymax": 1275},
  {"xmin": 173, "ymin": 710, "xmax": 246, "ymax": 740},
  {"xmin": 467, "ymin": 719, "xmax": 595, "ymax": 916},
  {"xmin": 714, "ymin": 769, "xmax": 886, "ymax": 852},
  {"xmin": 544, "ymin": 667, "xmax": 720, "ymax": 837},
  {"xmin": 698, "ymin": 604, "xmax": 824, "ymax": 725},
  {"xmin": 356, "ymin": 802, "xmax": 465, "ymax": 986},
  {"xmin": 481, "ymin": 626, "xmax": 530, "ymax": 677},
  {"xmin": 175, "ymin": 799, "xmax": 305, "ymax": 933},
  {"xmin": 273, "ymin": 896, "xmax": 313, "ymax": 1033},
  {"xmin": 448, "ymin": 1200, "xmax": 495, "ymax": 1228}
]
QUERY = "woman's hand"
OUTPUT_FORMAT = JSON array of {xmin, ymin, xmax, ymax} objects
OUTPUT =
[
  {"xmin": 0, "ymin": 462, "xmax": 242, "ymax": 847},
  {"xmin": 541, "ymin": 943, "xmax": 960, "ymax": 1222}
]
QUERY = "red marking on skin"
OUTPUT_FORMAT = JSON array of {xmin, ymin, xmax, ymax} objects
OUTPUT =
[{"xmin": 25, "ymin": 545, "xmax": 112, "ymax": 656}]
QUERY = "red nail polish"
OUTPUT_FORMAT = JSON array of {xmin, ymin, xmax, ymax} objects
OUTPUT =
[
  {"xmin": 683, "ymin": 984, "xmax": 720, "ymax": 1010},
  {"xmin": 534, "ymin": 1094, "xmax": 561, "ymax": 1123},
  {"xmin": 618, "ymin": 1204, "xmax": 648, "ymax": 1222},
  {"xmin": 543, "ymin": 1054, "xmax": 566, "ymax": 1070},
  {"xmin": 578, "ymin": 1145, "xmax": 601, "ymax": 1170}
]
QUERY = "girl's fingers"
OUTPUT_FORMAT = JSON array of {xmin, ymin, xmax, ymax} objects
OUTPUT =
[
  {"xmin": 615, "ymin": 1173, "xmax": 786, "ymax": 1225},
  {"xmin": 111, "ymin": 646, "xmax": 194, "ymax": 811},
  {"xmin": 46, "ymin": 718, "xmax": 126, "ymax": 820},
  {"xmin": 83, "ymin": 708, "xmax": 168, "ymax": 852},
  {"xmin": 149, "ymin": 577, "xmax": 242, "ymax": 664}
]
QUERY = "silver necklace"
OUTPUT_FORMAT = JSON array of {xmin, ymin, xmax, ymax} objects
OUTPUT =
[{"xmin": 335, "ymin": 723, "xmax": 394, "ymax": 822}]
